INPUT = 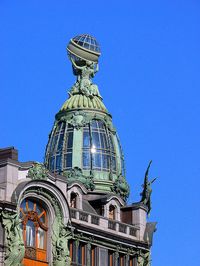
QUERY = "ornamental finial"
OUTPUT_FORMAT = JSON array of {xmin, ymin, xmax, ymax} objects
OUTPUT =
[{"xmin": 67, "ymin": 34, "xmax": 102, "ymax": 99}]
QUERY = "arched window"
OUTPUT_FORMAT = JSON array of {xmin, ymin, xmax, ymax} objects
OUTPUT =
[
  {"xmin": 20, "ymin": 199, "xmax": 48, "ymax": 263},
  {"xmin": 70, "ymin": 192, "xmax": 77, "ymax": 208},
  {"xmin": 82, "ymin": 120, "xmax": 117, "ymax": 172},
  {"xmin": 47, "ymin": 122, "xmax": 74, "ymax": 173},
  {"xmin": 109, "ymin": 205, "xmax": 116, "ymax": 220}
]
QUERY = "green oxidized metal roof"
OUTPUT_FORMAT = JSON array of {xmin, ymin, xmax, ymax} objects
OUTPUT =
[
  {"xmin": 60, "ymin": 94, "xmax": 107, "ymax": 113},
  {"xmin": 44, "ymin": 35, "xmax": 130, "ymax": 201}
]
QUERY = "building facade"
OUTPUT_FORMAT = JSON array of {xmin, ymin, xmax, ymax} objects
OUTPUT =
[{"xmin": 0, "ymin": 34, "xmax": 156, "ymax": 266}]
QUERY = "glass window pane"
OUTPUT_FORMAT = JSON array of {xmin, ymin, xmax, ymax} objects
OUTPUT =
[
  {"xmin": 83, "ymin": 152, "xmax": 90, "ymax": 168},
  {"xmin": 92, "ymin": 132, "xmax": 100, "ymax": 148},
  {"xmin": 84, "ymin": 42, "xmax": 89, "ymax": 49},
  {"xmin": 67, "ymin": 132, "xmax": 73, "ymax": 149},
  {"xmin": 37, "ymin": 227, "xmax": 45, "ymax": 249},
  {"xmin": 83, "ymin": 131, "xmax": 90, "ymax": 147},
  {"xmin": 27, "ymin": 200, "xmax": 34, "ymax": 211},
  {"xmin": 78, "ymin": 244, "xmax": 82, "ymax": 264},
  {"xmin": 82, "ymin": 120, "xmax": 117, "ymax": 173},
  {"xmin": 56, "ymin": 123, "xmax": 62, "ymax": 132},
  {"xmin": 39, "ymin": 213, "xmax": 45, "ymax": 224},
  {"xmin": 78, "ymin": 41, "xmax": 84, "ymax": 46},
  {"xmin": 57, "ymin": 133, "xmax": 64, "ymax": 151},
  {"xmin": 97, "ymin": 120, "xmax": 104, "ymax": 129},
  {"xmin": 36, "ymin": 204, "xmax": 43, "ymax": 216},
  {"xmin": 20, "ymin": 200, "xmax": 26, "ymax": 211},
  {"xmin": 91, "ymin": 120, "xmax": 98, "ymax": 129},
  {"xmin": 49, "ymin": 156, "xmax": 55, "ymax": 171},
  {"xmin": 102, "ymin": 154, "xmax": 109, "ymax": 170},
  {"xmin": 93, "ymin": 153, "xmax": 101, "ymax": 169},
  {"xmin": 100, "ymin": 133, "xmax": 109, "ymax": 149},
  {"xmin": 51, "ymin": 135, "xmax": 58, "ymax": 153},
  {"xmin": 65, "ymin": 153, "xmax": 72, "ymax": 168},
  {"xmin": 56, "ymin": 155, "xmax": 61, "ymax": 171},
  {"xmin": 26, "ymin": 220, "xmax": 35, "ymax": 247},
  {"xmin": 111, "ymin": 156, "xmax": 116, "ymax": 172}
]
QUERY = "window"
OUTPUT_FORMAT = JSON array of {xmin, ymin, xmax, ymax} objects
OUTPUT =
[
  {"xmin": 70, "ymin": 192, "xmax": 77, "ymax": 208},
  {"xmin": 69, "ymin": 240, "xmax": 86, "ymax": 266},
  {"xmin": 47, "ymin": 122, "xmax": 73, "ymax": 173},
  {"xmin": 78, "ymin": 242, "xmax": 86, "ymax": 265},
  {"xmin": 91, "ymin": 245, "xmax": 97, "ymax": 266},
  {"xmin": 20, "ymin": 199, "xmax": 48, "ymax": 262},
  {"xmin": 129, "ymin": 256, "xmax": 137, "ymax": 266},
  {"xmin": 69, "ymin": 240, "xmax": 77, "ymax": 264},
  {"xmin": 109, "ymin": 205, "xmax": 116, "ymax": 220},
  {"xmin": 108, "ymin": 251, "xmax": 114, "ymax": 266},
  {"xmin": 118, "ymin": 254, "xmax": 125, "ymax": 266},
  {"xmin": 82, "ymin": 120, "xmax": 117, "ymax": 172}
]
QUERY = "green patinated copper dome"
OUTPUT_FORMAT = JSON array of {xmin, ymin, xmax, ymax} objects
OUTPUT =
[{"xmin": 45, "ymin": 35, "xmax": 129, "ymax": 200}]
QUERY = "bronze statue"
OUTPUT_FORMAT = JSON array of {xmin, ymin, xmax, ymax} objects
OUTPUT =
[
  {"xmin": 69, "ymin": 57, "xmax": 101, "ymax": 98},
  {"xmin": 140, "ymin": 160, "xmax": 156, "ymax": 216}
]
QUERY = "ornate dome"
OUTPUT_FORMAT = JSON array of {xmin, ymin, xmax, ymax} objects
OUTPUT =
[{"xmin": 44, "ymin": 35, "xmax": 129, "ymax": 200}]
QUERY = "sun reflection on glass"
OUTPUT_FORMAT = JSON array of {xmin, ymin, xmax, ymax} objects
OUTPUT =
[{"xmin": 91, "ymin": 145, "xmax": 96, "ymax": 154}]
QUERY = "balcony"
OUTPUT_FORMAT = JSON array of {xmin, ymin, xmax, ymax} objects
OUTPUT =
[
  {"xmin": 108, "ymin": 220, "xmax": 116, "ymax": 230},
  {"xmin": 70, "ymin": 208, "xmax": 139, "ymax": 240}
]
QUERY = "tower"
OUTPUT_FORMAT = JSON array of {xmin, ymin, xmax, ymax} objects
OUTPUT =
[{"xmin": 0, "ymin": 34, "xmax": 156, "ymax": 266}]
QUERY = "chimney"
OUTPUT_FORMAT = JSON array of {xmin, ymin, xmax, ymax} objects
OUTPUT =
[{"xmin": 0, "ymin": 147, "xmax": 18, "ymax": 161}]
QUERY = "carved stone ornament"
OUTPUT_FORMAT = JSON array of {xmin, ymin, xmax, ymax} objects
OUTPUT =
[
  {"xmin": 52, "ymin": 219, "xmax": 72, "ymax": 266},
  {"xmin": 1, "ymin": 211, "xmax": 25, "ymax": 266},
  {"xmin": 103, "ymin": 115, "xmax": 116, "ymax": 133},
  {"xmin": 137, "ymin": 251, "xmax": 151, "ymax": 266},
  {"xmin": 63, "ymin": 167, "xmax": 95, "ymax": 191},
  {"xmin": 25, "ymin": 247, "xmax": 36, "ymax": 259},
  {"xmin": 28, "ymin": 163, "xmax": 49, "ymax": 180},
  {"xmin": 68, "ymin": 111, "xmax": 90, "ymax": 130},
  {"xmin": 111, "ymin": 175, "xmax": 130, "ymax": 201}
]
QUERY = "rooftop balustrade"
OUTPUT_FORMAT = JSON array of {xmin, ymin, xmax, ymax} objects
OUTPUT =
[{"xmin": 70, "ymin": 208, "xmax": 139, "ymax": 239}]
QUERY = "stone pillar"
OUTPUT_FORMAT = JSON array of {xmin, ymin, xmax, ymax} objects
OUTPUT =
[
  {"xmin": 114, "ymin": 251, "xmax": 119, "ymax": 266},
  {"xmin": 125, "ymin": 253, "xmax": 130, "ymax": 266},
  {"xmin": 131, "ymin": 204, "xmax": 148, "ymax": 241},
  {"xmin": 75, "ymin": 238, "xmax": 80, "ymax": 264},
  {"xmin": 86, "ymin": 242, "xmax": 91, "ymax": 266}
]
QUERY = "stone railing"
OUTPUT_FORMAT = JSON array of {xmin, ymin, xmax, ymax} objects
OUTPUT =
[{"xmin": 70, "ymin": 208, "xmax": 139, "ymax": 239}]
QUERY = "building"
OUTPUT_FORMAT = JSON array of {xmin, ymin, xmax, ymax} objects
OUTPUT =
[{"xmin": 0, "ymin": 34, "xmax": 156, "ymax": 266}]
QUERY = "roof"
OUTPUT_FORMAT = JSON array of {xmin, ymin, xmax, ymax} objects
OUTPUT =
[
  {"xmin": 82, "ymin": 199, "xmax": 97, "ymax": 214},
  {"xmin": 60, "ymin": 94, "xmax": 107, "ymax": 113}
]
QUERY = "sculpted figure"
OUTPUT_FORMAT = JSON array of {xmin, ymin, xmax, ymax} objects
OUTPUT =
[
  {"xmin": 140, "ymin": 160, "xmax": 156, "ymax": 215},
  {"xmin": 52, "ymin": 218, "xmax": 71, "ymax": 266},
  {"xmin": 69, "ymin": 58, "xmax": 101, "ymax": 98},
  {"xmin": 137, "ymin": 252, "xmax": 151, "ymax": 266},
  {"xmin": 28, "ymin": 162, "xmax": 48, "ymax": 180},
  {"xmin": 2, "ymin": 211, "xmax": 25, "ymax": 266},
  {"xmin": 111, "ymin": 175, "xmax": 130, "ymax": 201}
]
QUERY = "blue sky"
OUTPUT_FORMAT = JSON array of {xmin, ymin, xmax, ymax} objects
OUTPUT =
[{"xmin": 1, "ymin": 1, "xmax": 200, "ymax": 265}]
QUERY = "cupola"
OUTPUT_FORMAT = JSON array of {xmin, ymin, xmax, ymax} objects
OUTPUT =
[{"xmin": 44, "ymin": 34, "xmax": 129, "ymax": 201}]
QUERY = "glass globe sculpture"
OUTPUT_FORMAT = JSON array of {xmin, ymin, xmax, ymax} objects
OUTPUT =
[{"xmin": 67, "ymin": 34, "xmax": 101, "ymax": 63}]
